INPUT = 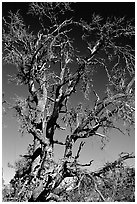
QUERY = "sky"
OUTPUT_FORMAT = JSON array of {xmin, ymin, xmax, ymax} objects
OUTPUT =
[{"xmin": 2, "ymin": 1, "xmax": 135, "ymax": 184}]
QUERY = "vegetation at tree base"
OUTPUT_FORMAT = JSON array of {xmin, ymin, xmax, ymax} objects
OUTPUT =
[
  {"xmin": 2, "ymin": 156, "xmax": 135, "ymax": 202},
  {"xmin": 2, "ymin": 2, "xmax": 135, "ymax": 202}
]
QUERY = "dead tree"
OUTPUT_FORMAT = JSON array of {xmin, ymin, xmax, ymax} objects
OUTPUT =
[{"xmin": 2, "ymin": 2, "xmax": 134, "ymax": 202}]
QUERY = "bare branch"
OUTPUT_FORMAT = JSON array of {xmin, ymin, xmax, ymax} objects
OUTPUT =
[
  {"xmin": 126, "ymin": 76, "xmax": 135, "ymax": 94},
  {"xmin": 87, "ymin": 37, "xmax": 104, "ymax": 62},
  {"xmin": 47, "ymin": 97, "xmax": 55, "ymax": 103},
  {"xmin": 53, "ymin": 140, "xmax": 66, "ymax": 146},
  {"xmin": 93, "ymin": 152, "xmax": 135, "ymax": 177},
  {"xmin": 95, "ymin": 132, "xmax": 107, "ymax": 138},
  {"xmin": 75, "ymin": 141, "xmax": 85, "ymax": 160},
  {"xmin": 77, "ymin": 160, "xmax": 94, "ymax": 167}
]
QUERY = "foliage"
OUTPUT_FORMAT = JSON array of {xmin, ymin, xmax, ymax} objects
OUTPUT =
[
  {"xmin": 2, "ymin": 2, "xmax": 135, "ymax": 202},
  {"xmin": 2, "ymin": 153, "xmax": 135, "ymax": 202}
]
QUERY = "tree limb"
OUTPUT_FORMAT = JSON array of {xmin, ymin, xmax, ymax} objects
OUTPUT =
[{"xmin": 92, "ymin": 152, "xmax": 135, "ymax": 177}]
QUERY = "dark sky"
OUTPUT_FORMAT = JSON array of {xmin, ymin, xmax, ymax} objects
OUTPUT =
[
  {"xmin": 2, "ymin": 2, "xmax": 135, "ymax": 184},
  {"xmin": 2, "ymin": 2, "xmax": 135, "ymax": 18}
]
